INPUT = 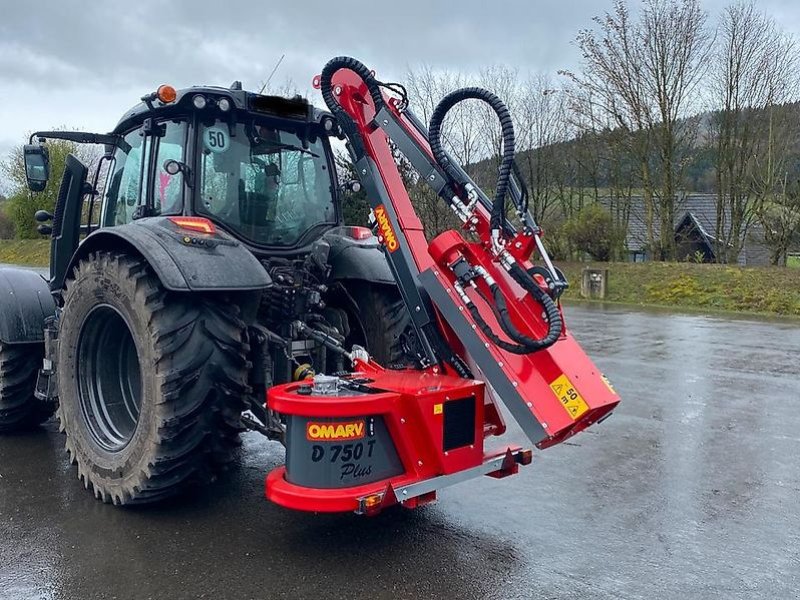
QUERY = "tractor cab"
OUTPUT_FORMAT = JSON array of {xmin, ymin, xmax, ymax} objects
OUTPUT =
[
  {"xmin": 102, "ymin": 84, "xmax": 341, "ymax": 252},
  {"xmin": 25, "ymin": 83, "xmax": 345, "ymax": 261}
]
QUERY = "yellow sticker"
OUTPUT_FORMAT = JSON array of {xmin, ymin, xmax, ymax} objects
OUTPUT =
[
  {"xmin": 433, "ymin": 403, "xmax": 443, "ymax": 415},
  {"xmin": 550, "ymin": 374, "xmax": 589, "ymax": 420},
  {"xmin": 601, "ymin": 374, "xmax": 616, "ymax": 394}
]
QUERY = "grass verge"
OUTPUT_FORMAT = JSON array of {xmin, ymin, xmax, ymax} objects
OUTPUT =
[
  {"xmin": 559, "ymin": 261, "xmax": 800, "ymax": 317},
  {"xmin": 0, "ymin": 240, "xmax": 51, "ymax": 267},
  {"xmin": 1, "ymin": 241, "xmax": 798, "ymax": 317}
]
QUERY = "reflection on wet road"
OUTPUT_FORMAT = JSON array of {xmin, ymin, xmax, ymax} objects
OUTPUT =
[{"xmin": 1, "ymin": 304, "xmax": 799, "ymax": 599}]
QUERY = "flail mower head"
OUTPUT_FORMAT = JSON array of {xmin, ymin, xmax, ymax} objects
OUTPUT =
[{"xmin": 265, "ymin": 57, "xmax": 620, "ymax": 515}]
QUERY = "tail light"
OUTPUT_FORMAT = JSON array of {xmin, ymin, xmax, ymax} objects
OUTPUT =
[{"xmin": 168, "ymin": 216, "xmax": 216, "ymax": 235}]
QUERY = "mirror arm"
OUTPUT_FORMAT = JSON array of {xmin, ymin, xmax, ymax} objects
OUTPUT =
[{"xmin": 29, "ymin": 131, "xmax": 130, "ymax": 153}]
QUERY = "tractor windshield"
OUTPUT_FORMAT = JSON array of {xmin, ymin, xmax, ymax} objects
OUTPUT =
[{"xmin": 196, "ymin": 120, "xmax": 336, "ymax": 247}]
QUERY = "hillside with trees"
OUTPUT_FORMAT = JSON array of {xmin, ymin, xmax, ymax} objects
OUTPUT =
[{"xmin": 342, "ymin": 0, "xmax": 800, "ymax": 266}]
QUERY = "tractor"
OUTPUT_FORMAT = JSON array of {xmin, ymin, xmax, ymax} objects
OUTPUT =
[
  {"xmin": 1, "ymin": 81, "xmax": 413, "ymax": 505},
  {"xmin": 0, "ymin": 57, "xmax": 619, "ymax": 513}
]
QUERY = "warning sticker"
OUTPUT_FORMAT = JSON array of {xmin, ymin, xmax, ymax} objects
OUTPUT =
[
  {"xmin": 550, "ymin": 374, "xmax": 589, "ymax": 420},
  {"xmin": 203, "ymin": 126, "xmax": 230, "ymax": 154},
  {"xmin": 433, "ymin": 403, "xmax": 443, "ymax": 415}
]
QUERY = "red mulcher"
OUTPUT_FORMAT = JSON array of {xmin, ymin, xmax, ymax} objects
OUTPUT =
[{"xmin": 266, "ymin": 57, "xmax": 620, "ymax": 514}]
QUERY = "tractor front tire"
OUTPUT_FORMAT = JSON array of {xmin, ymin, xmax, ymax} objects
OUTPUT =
[
  {"xmin": 0, "ymin": 343, "xmax": 54, "ymax": 432},
  {"xmin": 57, "ymin": 252, "xmax": 250, "ymax": 505}
]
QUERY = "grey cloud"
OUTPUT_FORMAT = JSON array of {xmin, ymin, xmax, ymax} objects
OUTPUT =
[{"xmin": 1, "ymin": 0, "xmax": 799, "ymax": 183}]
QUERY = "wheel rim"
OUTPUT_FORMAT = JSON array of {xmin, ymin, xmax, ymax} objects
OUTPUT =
[{"xmin": 77, "ymin": 305, "xmax": 143, "ymax": 452}]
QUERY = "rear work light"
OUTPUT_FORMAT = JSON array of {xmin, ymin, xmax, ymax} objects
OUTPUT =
[{"xmin": 168, "ymin": 216, "xmax": 216, "ymax": 235}]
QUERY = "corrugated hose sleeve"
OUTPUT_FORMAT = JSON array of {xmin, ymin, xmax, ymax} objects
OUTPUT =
[
  {"xmin": 428, "ymin": 87, "xmax": 515, "ymax": 231},
  {"xmin": 319, "ymin": 56, "xmax": 385, "ymax": 113}
]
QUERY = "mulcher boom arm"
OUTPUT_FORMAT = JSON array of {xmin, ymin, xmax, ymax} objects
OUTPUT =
[{"xmin": 316, "ymin": 57, "xmax": 619, "ymax": 447}]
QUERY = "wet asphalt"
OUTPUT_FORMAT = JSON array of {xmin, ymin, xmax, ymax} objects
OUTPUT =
[{"xmin": 1, "ymin": 302, "xmax": 799, "ymax": 600}]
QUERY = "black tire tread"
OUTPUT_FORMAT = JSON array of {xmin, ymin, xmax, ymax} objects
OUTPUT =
[
  {"xmin": 351, "ymin": 284, "xmax": 415, "ymax": 367},
  {"xmin": 59, "ymin": 251, "xmax": 249, "ymax": 505},
  {"xmin": 0, "ymin": 343, "xmax": 53, "ymax": 432}
]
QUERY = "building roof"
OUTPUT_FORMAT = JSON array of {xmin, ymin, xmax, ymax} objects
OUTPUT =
[{"xmin": 603, "ymin": 193, "xmax": 763, "ymax": 254}]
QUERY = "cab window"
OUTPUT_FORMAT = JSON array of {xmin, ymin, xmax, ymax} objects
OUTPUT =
[
  {"xmin": 153, "ymin": 121, "xmax": 187, "ymax": 216},
  {"xmin": 196, "ymin": 120, "xmax": 336, "ymax": 246},
  {"xmin": 100, "ymin": 121, "xmax": 186, "ymax": 227},
  {"xmin": 101, "ymin": 129, "xmax": 146, "ymax": 226}
]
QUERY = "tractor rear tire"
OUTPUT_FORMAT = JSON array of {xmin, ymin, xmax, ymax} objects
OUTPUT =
[
  {"xmin": 351, "ymin": 284, "xmax": 416, "ymax": 367},
  {"xmin": 57, "ymin": 251, "xmax": 250, "ymax": 505},
  {"xmin": 0, "ymin": 343, "xmax": 54, "ymax": 432}
]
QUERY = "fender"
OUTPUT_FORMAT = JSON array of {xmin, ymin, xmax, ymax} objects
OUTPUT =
[
  {"xmin": 323, "ymin": 229, "xmax": 395, "ymax": 285},
  {"xmin": 65, "ymin": 217, "xmax": 272, "ymax": 292},
  {"xmin": 0, "ymin": 268, "xmax": 56, "ymax": 344}
]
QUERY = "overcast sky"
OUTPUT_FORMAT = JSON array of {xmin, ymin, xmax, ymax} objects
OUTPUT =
[{"xmin": 2, "ymin": 0, "xmax": 800, "ymax": 193}]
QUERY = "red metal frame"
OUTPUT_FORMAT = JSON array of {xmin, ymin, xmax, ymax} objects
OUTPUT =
[
  {"xmin": 325, "ymin": 69, "xmax": 620, "ymax": 444},
  {"xmin": 264, "ymin": 63, "xmax": 620, "ymax": 514},
  {"xmin": 267, "ymin": 369, "xmax": 521, "ymax": 513}
]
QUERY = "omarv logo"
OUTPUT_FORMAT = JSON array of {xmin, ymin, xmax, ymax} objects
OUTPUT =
[
  {"xmin": 374, "ymin": 205, "xmax": 399, "ymax": 252},
  {"xmin": 306, "ymin": 420, "xmax": 366, "ymax": 442}
]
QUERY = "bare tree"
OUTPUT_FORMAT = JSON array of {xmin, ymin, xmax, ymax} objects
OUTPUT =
[
  {"xmin": 567, "ymin": 0, "xmax": 710, "ymax": 260},
  {"xmin": 640, "ymin": 0, "xmax": 710, "ymax": 260},
  {"xmin": 757, "ymin": 171, "xmax": 800, "ymax": 265},
  {"xmin": 403, "ymin": 65, "xmax": 478, "ymax": 237},
  {"xmin": 565, "ymin": 1, "xmax": 658, "ymax": 256},
  {"xmin": 515, "ymin": 75, "xmax": 572, "ymax": 224},
  {"xmin": 709, "ymin": 0, "xmax": 798, "ymax": 262},
  {"xmin": 405, "ymin": 65, "xmax": 486, "ymax": 168}
]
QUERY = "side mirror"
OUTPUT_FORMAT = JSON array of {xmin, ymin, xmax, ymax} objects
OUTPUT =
[{"xmin": 24, "ymin": 144, "xmax": 50, "ymax": 192}]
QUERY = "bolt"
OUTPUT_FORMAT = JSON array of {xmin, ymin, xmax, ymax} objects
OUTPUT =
[
  {"xmin": 361, "ymin": 169, "xmax": 367, "ymax": 175},
  {"xmin": 484, "ymin": 342, "xmax": 490, "ymax": 348},
  {"xmin": 415, "ymin": 305, "xmax": 421, "ymax": 312},
  {"xmin": 542, "ymin": 422, "xmax": 548, "ymax": 428},
  {"xmin": 400, "ymin": 418, "xmax": 406, "ymax": 424},
  {"xmin": 429, "ymin": 174, "xmax": 436, "ymax": 181},
  {"xmin": 515, "ymin": 242, "xmax": 522, "ymax": 249},
  {"xmin": 402, "ymin": 490, "xmax": 408, "ymax": 496},
  {"xmin": 498, "ymin": 362, "xmax": 504, "ymax": 368},
  {"xmin": 417, "ymin": 460, "xmax": 423, "ymax": 467},
  {"xmin": 383, "ymin": 119, "xmax": 389, "ymax": 126},
  {"xmin": 334, "ymin": 85, "xmax": 342, "ymax": 95},
  {"xmin": 527, "ymin": 401, "xmax": 532, "ymax": 407},
  {"xmin": 458, "ymin": 306, "xmax": 463, "ymax": 311},
  {"xmin": 471, "ymin": 324, "xmax": 476, "ymax": 329},
  {"xmin": 513, "ymin": 382, "xmax": 518, "ymax": 388}
]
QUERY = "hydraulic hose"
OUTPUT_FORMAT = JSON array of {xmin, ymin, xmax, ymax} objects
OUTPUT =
[
  {"xmin": 319, "ymin": 56, "xmax": 385, "ymax": 116},
  {"xmin": 319, "ymin": 56, "xmax": 386, "ymax": 156},
  {"xmin": 428, "ymin": 88, "xmax": 516, "ymax": 231},
  {"xmin": 466, "ymin": 273, "xmax": 562, "ymax": 354}
]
